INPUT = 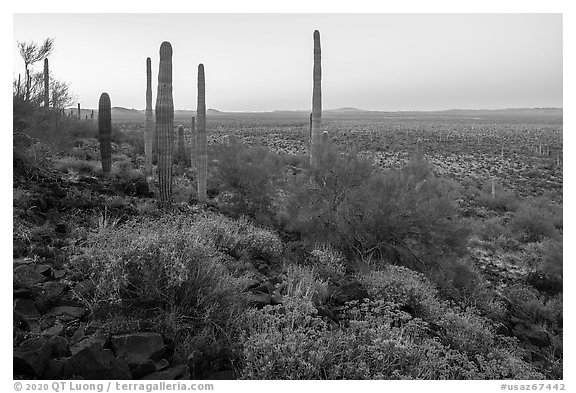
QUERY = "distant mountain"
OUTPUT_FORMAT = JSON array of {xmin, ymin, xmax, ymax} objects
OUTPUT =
[
  {"xmin": 76, "ymin": 106, "xmax": 561, "ymax": 122},
  {"xmin": 326, "ymin": 107, "xmax": 369, "ymax": 113}
]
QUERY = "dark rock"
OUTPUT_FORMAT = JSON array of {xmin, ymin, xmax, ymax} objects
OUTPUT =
[
  {"xmin": 62, "ymin": 346, "xmax": 132, "ymax": 380},
  {"xmin": 13, "ymin": 258, "xmax": 34, "ymax": 267},
  {"xmin": 40, "ymin": 315, "xmax": 57, "ymax": 330},
  {"xmin": 14, "ymin": 338, "xmax": 52, "ymax": 377},
  {"xmin": 50, "ymin": 183, "xmax": 67, "ymax": 198},
  {"xmin": 111, "ymin": 332, "xmax": 165, "ymax": 368},
  {"xmin": 43, "ymin": 323, "xmax": 65, "ymax": 337},
  {"xmin": 48, "ymin": 336, "xmax": 70, "ymax": 357},
  {"xmin": 34, "ymin": 196, "xmax": 49, "ymax": 212},
  {"xmin": 70, "ymin": 332, "xmax": 107, "ymax": 355},
  {"xmin": 14, "ymin": 264, "xmax": 48, "ymax": 289},
  {"xmin": 317, "ymin": 307, "xmax": 336, "ymax": 321},
  {"xmin": 248, "ymin": 293, "xmax": 272, "ymax": 308},
  {"xmin": 155, "ymin": 358, "xmax": 170, "ymax": 371},
  {"xmin": 39, "ymin": 281, "xmax": 67, "ymax": 305},
  {"xmin": 141, "ymin": 364, "xmax": 190, "ymax": 380},
  {"xmin": 132, "ymin": 360, "xmax": 157, "ymax": 379},
  {"xmin": 53, "ymin": 269, "xmax": 67, "ymax": 279},
  {"xmin": 73, "ymin": 280, "xmax": 96, "ymax": 298},
  {"xmin": 14, "ymin": 298, "xmax": 40, "ymax": 319},
  {"xmin": 249, "ymin": 282, "xmax": 274, "ymax": 294},
  {"xmin": 85, "ymin": 321, "xmax": 105, "ymax": 336},
  {"xmin": 70, "ymin": 323, "xmax": 87, "ymax": 344},
  {"xmin": 55, "ymin": 223, "xmax": 67, "ymax": 234},
  {"xmin": 43, "ymin": 357, "xmax": 69, "ymax": 379},
  {"xmin": 270, "ymin": 293, "xmax": 283, "ymax": 305},
  {"xmin": 14, "ymin": 336, "xmax": 69, "ymax": 377},
  {"xmin": 329, "ymin": 280, "xmax": 369, "ymax": 305},
  {"xmin": 47, "ymin": 306, "xmax": 87, "ymax": 320},
  {"xmin": 13, "ymin": 310, "xmax": 40, "ymax": 333},
  {"xmin": 35, "ymin": 264, "xmax": 52, "ymax": 276},
  {"xmin": 13, "ymin": 288, "xmax": 32, "ymax": 299},
  {"xmin": 14, "ymin": 298, "xmax": 41, "ymax": 333}
]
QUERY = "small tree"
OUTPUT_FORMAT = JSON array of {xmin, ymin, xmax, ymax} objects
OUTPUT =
[{"xmin": 17, "ymin": 38, "xmax": 54, "ymax": 102}]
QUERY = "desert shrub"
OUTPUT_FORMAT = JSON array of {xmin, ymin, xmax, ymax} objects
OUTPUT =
[
  {"xmin": 510, "ymin": 198, "xmax": 562, "ymax": 243},
  {"xmin": 477, "ymin": 181, "xmax": 519, "ymax": 212},
  {"xmin": 118, "ymin": 128, "xmax": 145, "ymax": 156},
  {"xmin": 13, "ymin": 139, "xmax": 55, "ymax": 181},
  {"xmin": 285, "ymin": 146, "xmax": 470, "ymax": 271},
  {"xmin": 360, "ymin": 266, "xmax": 442, "ymax": 320},
  {"xmin": 212, "ymin": 137, "xmax": 284, "ymax": 225},
  {"xmin": 172, "ymin": 175, "xmax": 195, "ymax": 204},
  {"xmin": 477, "ymin": 217, "xmax": 512, "ymax": 242},
  {"xmin": 503, "ymin": 284, "xmax": 562, "ymax": 330},
  {"xmin": 542, "ymin": 240, "xmax": 562, "ymax": 277},
  {"xmin": 72, "ymin": 212, "xmax": 278, "ymax": 366},
  {"xmin": 74, "ymin": 214, "xmax": 247, "ymax": 312},
  {"xmin": 55, "ymin": 157, "xmax": 101, "ymax": 175},
  {"xmin": 309, "ymin": 244, "xmax": 346, "ymax": 277},
  {"xmin": 360, "ymin": 264, "xmax": 515, "ymax": 358},
  {"xmin": 239, "ymin": 296, "xmax": 542, "ymax": 379},
  {"xmin": 276, "ymin": 264, "xmax": 328, "ymax": 307},
  {"xmin": 195, "ymin": 213, "xmax": 283, "ymax": 262}
]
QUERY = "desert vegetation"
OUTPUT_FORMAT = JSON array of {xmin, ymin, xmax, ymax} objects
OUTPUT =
[{"xmin": 13, "ymin": 32, "xmax": 562, "ymax": 381}]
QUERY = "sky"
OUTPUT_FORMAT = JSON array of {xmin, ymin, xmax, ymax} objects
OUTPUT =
[{"xmin": 13, "ymin": 13, "xmax": 562, "ymax": 112}]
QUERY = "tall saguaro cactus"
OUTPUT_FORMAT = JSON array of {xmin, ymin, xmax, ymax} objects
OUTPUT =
[
  {"xmin": 43, "ymin": 58, "xmax": 49, "ymax": 108},
  {"xmin": 190, "ymin": 117, "xmax": 196, "ymax": 169},
  {"xmin": 98, "ymin": 93, "xmax": 112, "ymax": 173},
  {"xmin": 144, "ymin": 57, "xmax": 153, "ymax": 175},
  {"xmin": 197, "ymin": 64, "xmax": 207, "ymax": 203},
  {"xmin": 156, "ymin": 41, "xmax": 174, "ymax": 205},
  {"xmin": 310, "ymin": 30, "xmax": 322, "ymax": 164},
  {"xmin": 77, "ymin": 103, "xmax": 81, "ymax": 120}
]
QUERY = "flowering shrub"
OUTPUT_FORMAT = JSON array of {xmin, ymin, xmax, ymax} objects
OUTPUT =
[
  {"xmin": 239, "ymin": 297, "xmax": 543, "ymax": 379},
  {"xmin": 195, "ymin": 214, "xmax": 283, "ymax": 262}
]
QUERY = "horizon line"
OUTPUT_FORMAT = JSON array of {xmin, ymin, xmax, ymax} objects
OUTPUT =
[{"xmin": 67, "ymin": 106, "xmax": 564, "ymax": 112}]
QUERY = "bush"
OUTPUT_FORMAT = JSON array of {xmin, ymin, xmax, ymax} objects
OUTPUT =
[
  {"xmin": 360, "ymin": 266, "xmax": 442, "ymax": 320},
  {"xmin": 239, "ymin": 295, "xmax": 543, "ymax": 379},
  {"xmin": 74, "ymin": 214, "xmax": 249, "ymax": 313},
  {"xmin": 55, "ymin": 157, "xmax": 101, "ymax": 175},
  {"xmin": 511, "ymin": 198, "xmax": 562, "ymax": 243},
  {"xmin": 477, "ymin": 181, "xmax": 519, "ymax": 212},
  {"xmin": 285, "ymin": 146, "xmax": 470, "ymax": 271},
  {"xmin": 212, "ymin": 137, "xmax": 284, "ymax": 225},
  {"xmin": 195, "ymin": 213, "xmax": 283, "ymax": 263},
  {"xmin": 72, "ymin": 212, "xmax": 284, "ymax": 366}
]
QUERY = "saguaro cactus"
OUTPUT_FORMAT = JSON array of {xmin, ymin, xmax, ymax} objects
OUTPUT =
[
  {"xmin": 310, "ymin": 30, "xmax": 322, "ymax": 164},
  {"xmin": 309, "ymin": 112, "xmax": 312, "ymax": 143},
  {"xmin": 322, "ymin": 130, "xmax": 329, "ymax": 144},
  {"xmin": 416, "ymin": 139, "xmax": 423, "ymax": 161},
  {"xmin": 145, "ymin": 57, "xmax": 153, "ymax": 175},
  {"xmin": 156, "ymin": 41, "xmax": 174, "ymax": 205},
  {"xmin": 177, "ymin": 124, "xmax": 186, "ymax": 164},
  {"xmin": 190, "ymin": 117, "xmax": 196, "ymax": 169},
  {"xmin": 98, "ymin": 93, "xmax": 112, "ymax": 173},
  {"xmin": 43, "ymin": 58, "xmax": 49, "ymax": 108},
  {"xmin": 197, "ymin": 64, "xmax": 207, "ymax": 203},
  {"xmin": 77, "ymin": 103, "xmax": 81, "ymax": 120}
]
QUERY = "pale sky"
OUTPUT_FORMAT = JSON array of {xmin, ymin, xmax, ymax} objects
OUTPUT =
[{"xmin": 13, "ymin": 13, "xmax": 562, "ymax": 111}]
